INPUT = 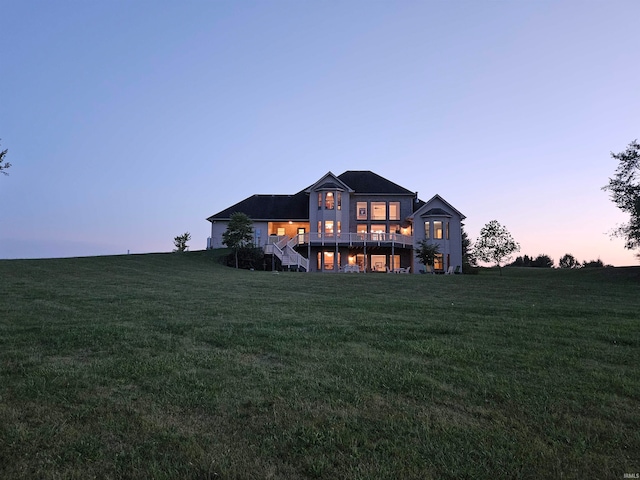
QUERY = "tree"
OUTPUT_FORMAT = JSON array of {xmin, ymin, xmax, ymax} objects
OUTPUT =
[
  {"xmin": 474, "ymin": 220, "xmax": 520, "ymax": 275},
  {"xmin": 509, "ymin": 255, "xmax": 533, "ymax": 267},
  {"xmin": 0, "ymin": 141, "xmax": 10, "ymax": 176},
  {"xmin": 222, "ymin": 212, "xmax": 254, "ymax": 268},
  {"xmin": 461, "ymin": 224, "xmax": 476, "ymax": 270},
  {"xmin": 559, "ymin": 253, "xmax": 580, "ymax": 269},
  {"xmin": 582, "ymin": 258, "xmax": 604, "ymax": 268},
  {"xmin": 531, "ymin": 254, "xmax": 554, "ymax": 268},
  {"xmin": 415, "ymin": 239, "xmax": 440, "ymax": 272},
  {"xmin": 602, "ymin": 139, "xmax": 640, "ymax": 255},
  {"xmin": 173, "ymin": 232, "xmax": 191, "ymax": 252}
]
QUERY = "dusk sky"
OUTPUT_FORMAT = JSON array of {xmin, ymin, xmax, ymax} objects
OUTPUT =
[{"xmin": 1, "ymin": 0, "xmax": 639, "ymax": 266}]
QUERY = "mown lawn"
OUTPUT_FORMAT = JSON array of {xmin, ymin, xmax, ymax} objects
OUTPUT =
[{"xmin": 0, "ymin": 251, "xmax": 638, "ymax": 479}]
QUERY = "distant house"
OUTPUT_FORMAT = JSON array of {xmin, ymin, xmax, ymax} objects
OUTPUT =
[{"xmin": 207, "ymin": 171, "xmax": 465, "ymax": 273}]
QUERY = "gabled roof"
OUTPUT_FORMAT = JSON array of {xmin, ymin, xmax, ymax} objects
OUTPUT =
[
  {"xmin": 207, "ymin": 170, "xmax": 425, "ymax": 222},
  {"xmin": 337, "ymin": 171, "xmax": 415, "ymax": 195},
  {"xmin": 305, "ymin": 171, "xmax": 353, "ymax": 193},
  {"xmin": 207, "ymin": 191, "xmax": 309, "ymax": 222},
  {"xmin": 408, "ymin": 194, "xmax": 466, "ymax": 221}
]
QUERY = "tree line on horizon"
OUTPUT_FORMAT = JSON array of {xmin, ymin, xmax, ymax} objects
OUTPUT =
[{"xmin": 506, "ymin": 254, "xmax": 610, "ymax": 269}]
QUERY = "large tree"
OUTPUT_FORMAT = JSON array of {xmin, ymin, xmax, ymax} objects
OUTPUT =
[
  {"xmin": 602, "ymin": 139, "xmax": 640, "ymax": 256},
  {"xmin": 0, "ymin": 141, "xmax": 10, "ymax": 176},
  {"xmin": 222, "ymin": 212, "xmax": 254, "ymax": 268},
  {"xmin": 474, "ymin": 220, "xmax": 520, "ymax": 275}
]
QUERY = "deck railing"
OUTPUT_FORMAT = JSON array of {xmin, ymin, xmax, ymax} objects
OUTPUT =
[{"xmin": 301, "ymin": 232, "xmax": 413, "ymax": 247}]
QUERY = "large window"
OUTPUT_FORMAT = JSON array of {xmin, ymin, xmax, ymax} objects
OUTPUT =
[
  {"xmin": 371, "ymin": 254, "xmax": 386, "ymax": 272},
  {"xmin": 424, "ymin": 221, "xmax": 430, "ymax": 239},
  {"xmin": 317, "ymin": 251, "xmax": 340, "ymax": 270},
  {"xmin": 389, "ymin": 202, "xmax": 400, "ymax": 220},
  {"xmin": 434, "ymin": 221, "xmax": 443, "ymax": 239},
  {"xmin": 434, "ymin": 253, "xmax": 443, "ymax": 271},
  {"xmin": 357, "ymin": 224, "xmax": 367, "ymax": 240},
  {"xmin": 371, "ymin": 202, "xmax": 386, "ymax": 220},
  {"xmin": 325, "ymin": 192, "xmax": 335, "ymax": 210},
  {"xmin": 324, "ymin": 220, "xmax": 334, "ymax": 236},
  {"xmin": 371, "ymin": 224, "xmax": 386, "ymax": 241},
  {"xmin": 357, "ymin": 202, "xmax": 368, "ymax": 220}
]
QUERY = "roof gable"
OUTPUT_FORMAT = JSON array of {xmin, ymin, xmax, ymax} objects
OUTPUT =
[
  {"xmin": 408, "ymin": 194, "xmax": 466, "ymax": 221},
  {"xmin": 305, "ymin": 172, "xmax": 353, "ymax": 193}
]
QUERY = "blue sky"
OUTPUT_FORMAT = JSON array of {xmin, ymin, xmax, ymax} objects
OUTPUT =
[{"xmin": 1, "ymin": 0, "xmax": 639, "ymax": 265}]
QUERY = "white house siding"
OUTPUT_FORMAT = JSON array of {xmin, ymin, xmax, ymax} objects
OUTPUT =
[
  {"xmin": 411, "ymin": 196, "xmax": 464, "ymax": 273},
  {"xmin": 209, "ymin": 221, "xmax": 269, "ymax": 249},
  {"xmin": 209, "ymin": 221, "xmax": 228, "ymax": 249}
]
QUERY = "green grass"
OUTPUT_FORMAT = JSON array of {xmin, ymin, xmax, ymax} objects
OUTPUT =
[{"xmin": 1, "ymin": 251, "xmax": 638, "ymax": 479}]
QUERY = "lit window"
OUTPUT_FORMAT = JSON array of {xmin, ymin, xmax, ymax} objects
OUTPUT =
[
  {"xmin": 324, "ymin": 251, "xmax": 334, "ymax": 270},
  {"xmin": 337, "ymin": 221, "xmax": 341, "ymax": 235},
  {"xmin": 434, "ymin": 254, "xmax": 443, "ymax": 271},
  {"xmin": 446, "ymin": 222, "xmax": 450, "ymax": 240},
  {"xmin": 337, "ymin": 192, "xmax": 342, "ymax": 210},
  {"xmin": 357, "ymin": 224, "xmax": 367, "ymax": 240},
  {"xmin": 371, "ymin": 255, "xmax": 386, "ymax": 272},
  {"xmin": 325, "ymin": 221, "xmax": 334, "ymax": 236},
  {"xmin": 317, "ymin": 221, "xmax": 322, "ymax": 238},
  {"xmin": 434, "ymin": 221, "xmax": 443, "ymax": 239},
  {"xmin": 389, "ymin": 202, "xmax": 400, "ymax": 220},
  {"xmin": 371, "ymin": 202, "xmax": 386, "ymax": 220},
  {"xmin": 277, "ymin": 227, "xmax": 285, "ymax": 236},
  {"xmin": 318, "ymin": 193, "xmax": 322, "ymax": 210},
  {"xmin": 357, "ymin": 202, "xmax": 367, "ymax": 220},
  {"xmin": 391, "ymin": 254, "xmax": 400, "ymax": 270},
  {"xmin": 371, "ymin": 224, "xmax": 386, "ymax": 241},
  {"xmin": 424, "ymin": 221, "xmax": 430, "ymax": 239},
  {"xmin": 318, "ymin": 251, "xmax": 337, "ymax": 270},
  {"xmin": 325, "ymin": 192, "xmax": 335, "ymax": 210}
]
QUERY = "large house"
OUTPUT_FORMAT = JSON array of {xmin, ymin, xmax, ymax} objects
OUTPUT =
[{"xmin": 207, "ymin": 171, "xmax": 465, "ymax": 273}]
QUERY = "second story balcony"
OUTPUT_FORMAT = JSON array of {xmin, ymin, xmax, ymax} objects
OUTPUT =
[{"xmin": 268, "ymin": 232, "xmax": 414, "ymax": 248}]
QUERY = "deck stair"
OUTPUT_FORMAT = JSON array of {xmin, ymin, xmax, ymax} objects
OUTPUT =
[{"xmin": 264, "ymin": 236, "xmax": 309, "ymax": 271}]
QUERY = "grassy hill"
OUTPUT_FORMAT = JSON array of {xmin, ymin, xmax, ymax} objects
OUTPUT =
[{"xmin": 1, "ymin": 251, "xmax": 638, "ymax": 479}]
